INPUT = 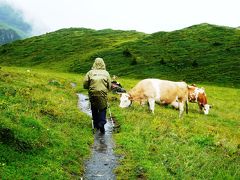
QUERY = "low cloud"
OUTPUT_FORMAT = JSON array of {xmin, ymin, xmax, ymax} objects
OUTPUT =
[{"xmin": 0, "ymin": 0, "xmax": 48, "ymax": 36}]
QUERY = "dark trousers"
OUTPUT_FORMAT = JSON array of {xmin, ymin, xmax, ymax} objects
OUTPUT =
[{"xmin": 91, "ymin": 106, "xmax": 107, "ymax": 129}]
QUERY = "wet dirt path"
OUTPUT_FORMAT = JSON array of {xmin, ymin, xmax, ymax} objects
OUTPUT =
[{"xmin": 77, "ymin": 94, "xmax": 118, "ymax": 180}]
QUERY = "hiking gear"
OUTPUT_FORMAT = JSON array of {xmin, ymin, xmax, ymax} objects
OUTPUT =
[
  {"xmin": 91, "ymin": 118, "xmax": 95, "ymax": 133},
  {"xmin": 83, "ymin": 58, "xmax": 111, "ymax": 93},
  {"xmin": 99, "ymin": 126, "xmax": 105, "ymax": 134},
  {"xmin": 89, "ymin": 96, "xmax": 107, "ymax": 113},
  {"xmin": 91, "ymin": 106, "xmax": 107, "ymax": 131},
  {"xmin": 107, "ymin": 102, "xmax": 114, "ymax": 126},
  {"xmin": 83, "ymin": 58, "xmax": 111, "ymax": 110},
  {"xmin": 83, "ymin": 58, "xmax": 111, "ymax": 134}
]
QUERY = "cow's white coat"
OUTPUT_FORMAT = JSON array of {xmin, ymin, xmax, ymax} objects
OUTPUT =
[{"xmin": 119, "ymin": 79, "xmax": 188, "ymax": 117}]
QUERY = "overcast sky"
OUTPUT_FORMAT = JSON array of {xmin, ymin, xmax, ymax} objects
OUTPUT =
[{"xmin": 2, "ymin": 0, "xmax": 240, "ymax": 35}]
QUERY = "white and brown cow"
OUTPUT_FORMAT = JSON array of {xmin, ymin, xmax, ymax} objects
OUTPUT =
[
  {"xmin": 119, "ymin": 79, "xmax": 189, "ymax": 117},
  {"xmin": 188, "ymin": 84, "xmax": 212, "ymax": 114}
]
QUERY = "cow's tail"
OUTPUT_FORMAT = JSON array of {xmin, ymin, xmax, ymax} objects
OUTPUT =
[{"xmin": 185, "ymin": 99, "xmax": 189, "ymax": 114}]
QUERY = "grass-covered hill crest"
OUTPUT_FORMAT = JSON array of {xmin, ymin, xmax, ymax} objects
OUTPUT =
[{"xmin": 0, "ymin": 23, "xmax": 239, "ymax": 87}]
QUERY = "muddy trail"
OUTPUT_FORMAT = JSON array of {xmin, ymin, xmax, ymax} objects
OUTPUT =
[{"xmin": 77, "ymin": 94, "xmax": 119, "ymax": 180}]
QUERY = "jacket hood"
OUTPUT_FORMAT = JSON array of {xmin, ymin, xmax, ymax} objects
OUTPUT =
[{"xmin": 92, "ymin": 57, "xmax": 106, "ymax": 70}]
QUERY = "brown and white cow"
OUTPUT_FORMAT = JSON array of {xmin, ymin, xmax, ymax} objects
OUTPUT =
[
  {"xmin": 119, "ymin": 79, "xmax": 189, "ymax": 117},
  {"xmin": 187, "ymin": 84, "xmax": 212, "ymax": 114}
]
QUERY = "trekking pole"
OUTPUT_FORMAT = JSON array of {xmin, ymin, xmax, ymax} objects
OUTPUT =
[
  {"xmin": 107, "ymin": 102, "xmax": 114, "ymax": 127},
  {"xmin": 87, "ymin": 97, "xmax": 94, "ymax": 134},
  {"xmin": 91, "ymin": 118, "xmax": 94, "ymax": 134}
]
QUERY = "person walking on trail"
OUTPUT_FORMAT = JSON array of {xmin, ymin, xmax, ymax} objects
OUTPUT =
[{"xmin": 83, "ymin": 57, "xmax": 111, "ymax": 134}]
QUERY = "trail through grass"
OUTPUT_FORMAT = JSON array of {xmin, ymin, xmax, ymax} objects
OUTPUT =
[{"xmin": 0, "ymin": 67, "xmax": 239, "ymax": 179}]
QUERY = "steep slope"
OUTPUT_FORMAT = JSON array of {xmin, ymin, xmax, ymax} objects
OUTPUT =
[
  {"xmin": 111, "ymin": 23, "xmax": 240, "ymax": 85},
  {"xmin": 0, "ymin": 24, "xmax": 239, "ymax": 87},
  {"xmin": 0, "ymin": 28, "xmax": 146, "ymax": 70}
]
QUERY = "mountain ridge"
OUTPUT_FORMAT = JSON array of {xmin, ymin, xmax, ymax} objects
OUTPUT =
[
  {"xmin": 0, "ymin": 23, "xmax": 239, "ymax": 87},
  {"xmin": 0, "ymin": 3, "xmax": 33, "ymax": 44}
]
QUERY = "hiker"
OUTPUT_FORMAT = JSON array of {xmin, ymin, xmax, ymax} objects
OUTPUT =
[{"xmin": 83, "ymin": 57, "xmax": 111, "ymax": 133}]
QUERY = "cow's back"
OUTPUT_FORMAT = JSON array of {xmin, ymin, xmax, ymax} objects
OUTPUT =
[
  {"xmin": 130, "ymin": 79, "xmax": 188, "ymax": 103},
  {"xmin": 129, "ymin": 79, "xmax": 158, "ymax": 100},
  {"xmin": 158, "ymin": 80, "xmax": 188, "ymax": 103}
]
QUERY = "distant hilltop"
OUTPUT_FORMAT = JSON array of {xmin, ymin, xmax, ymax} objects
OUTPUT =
[
  {"xmin": 0, "ymin": 23, "xmax": 239, "ymax": 87},
  {"xmin": 0, "ymin": 27, "xmax": 21, "ymax": 44}
]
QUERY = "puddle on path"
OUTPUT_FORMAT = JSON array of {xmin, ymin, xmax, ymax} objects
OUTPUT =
[{"xmin": 77, "ymin": 94, "xmax": 118, "ymax": 180}]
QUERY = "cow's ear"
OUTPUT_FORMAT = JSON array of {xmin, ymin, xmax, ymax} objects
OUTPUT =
[
  {"xmin": 127, "ymin": 94, "xmax": 133, "ymax": 100},
  {"xmin": 187, "ymin": 85, "xmax": 192, "ymax": 89}
]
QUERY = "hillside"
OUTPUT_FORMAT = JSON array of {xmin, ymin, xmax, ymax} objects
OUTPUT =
[
  {"xmin": 113, "ymin": 23, "xmax": 240, "ymax": 86},
  {"xmin": 0, "ymin": 67, "xmax": 92, "ymax": 178},
  {"xmin": 0, "ymin": 28, "xmax": 146, "ymax": 69},
  {"xmin": 0, "ymin": 24, "xmax": 239, "ymax": 87}
]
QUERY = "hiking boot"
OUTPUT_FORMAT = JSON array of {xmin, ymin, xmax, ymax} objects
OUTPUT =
[
  {"xmin": 94, "ymin": 125, "xmax": 100, "ymax": 130},
  {"xmin": 100, "ymin": 126, "xmax": 105, "ymax": 134}
]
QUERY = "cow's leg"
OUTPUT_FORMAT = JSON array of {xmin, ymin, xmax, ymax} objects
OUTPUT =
[
  {"xmin": 198, "ymin": 103, "xmax": 203, "ymax": 113},
  {"xmin": 179, "ymin": 102, "xmax": 184, "ymax": 118},
  {"xmin": 148, "ymin": 98, "xmax": 155, "ymax": 113},
  {"xmin": 171, "ymin": 101, "xmax": 179, "ymax": 109},
  {"xmin": 140, "ymin": 100, "xmax": 146, "ymax": 106}
]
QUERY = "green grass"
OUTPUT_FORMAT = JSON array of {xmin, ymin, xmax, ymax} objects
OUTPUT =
[
  {"xmin": 0, "ymin": 23, "xmax": 239, "ymax": 179},
  {"xmin": 0, "ymin": 67, "xmax": 239, "ymax": 179},
  {"xmin": 107, "ymin": 79, "xmax": 240, "ymax": 179},
  {"xmin": 0, "ymin": 67, "xmax": 93, "ymax": 179},
  {"xmin": 0, "ymin": 23, "xmax": 239, "ymax": 87}
]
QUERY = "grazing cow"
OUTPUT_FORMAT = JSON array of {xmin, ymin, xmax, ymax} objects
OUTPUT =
[
  {"xmin": 119, "ymin": 79, "xmax": 188, "ymax": 117},
  {"xmin": 187, "ymin": 84, "xmax": 212, "ymax": 114}
]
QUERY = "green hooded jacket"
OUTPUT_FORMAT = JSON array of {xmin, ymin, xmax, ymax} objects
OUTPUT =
[{"xmin": 83, "ymin": 58, "xmax": 111, "ymax": 109}]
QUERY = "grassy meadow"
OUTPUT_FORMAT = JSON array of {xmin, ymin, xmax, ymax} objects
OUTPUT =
[
  {"xmin": 0, "ymin": 67, "xmax": 93, "ymax": 179},
  {"xmin": 0, "ymin": 23, "xmax": 240, "ymax": 179},
  {"xmin": 109, "ymin": 80, "xmax": 240, "ymax": 179},
  {"xmin": 0, "ymin": 67, "xmax": 239, "ymax": 179}
]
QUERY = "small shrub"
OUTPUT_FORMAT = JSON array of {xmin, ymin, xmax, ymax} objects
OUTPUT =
[
  {"xmin": 130, "ymin": 57, "xmax": 137, "ymax": 65},
  {"xmin": 160, "ymin": 58, "xmax": 166, "ymax": 65},
  {"xmin": 48, "ymin": 80, "xmax": 61, "ymax": 87},
  {"xmin": 123, "ymin": 48, "xmax": 132, "ymax": 57},
  {"xmin": 212, "ymin": 42, "xmax": 222, "ymax": 46},
  {"xmin": 192, "ymin": 60, "xmax": 198, "ymax": 67}
]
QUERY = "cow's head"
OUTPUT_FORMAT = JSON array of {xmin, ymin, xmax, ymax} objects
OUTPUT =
[
  {"xmin": 201, "ymin": 104, "xmax": 212, "ymax": 115},
  {"xmin": 119, "ymin": 93, "xmax": 132, "ymax": 108}
]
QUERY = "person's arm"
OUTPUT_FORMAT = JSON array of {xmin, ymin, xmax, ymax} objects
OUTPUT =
[
  {"xmin": 83, "ymin": 72, "xmax": 90, "ymax": 89},
  {"xmin": 107, "ymin": 73, "xmax": 112, "ymax": 91}
]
